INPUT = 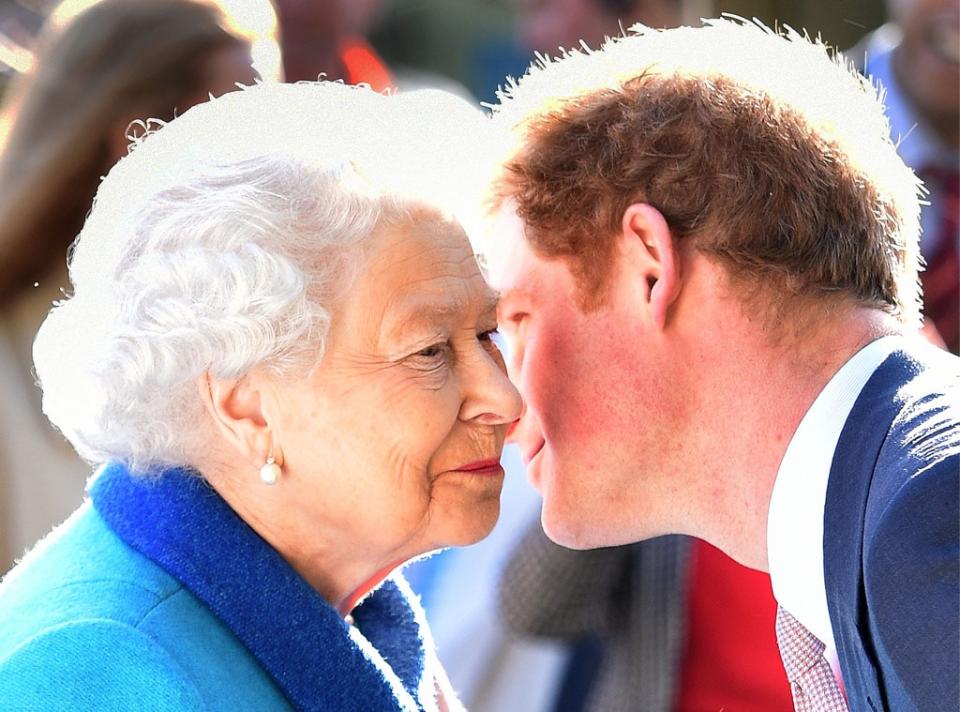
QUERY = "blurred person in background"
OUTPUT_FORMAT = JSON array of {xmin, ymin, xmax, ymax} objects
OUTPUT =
[
  {"xmin": 850, "ymin": 0, "xmax": 959, "ymax": 354},
  {"xmin": 367, "ymin": 0, "xmax": 529, "ymax": 105},
  {"xmin": 0, "ymin": 0, "xmax": 279, "ymax": 574},
  {"xmin": 278, "ymin": 0, "xmax": 474, "ymax": 99},
  {"xmin": 269, "ymin": 0, "xmax": 392, "ymax": 90},
  {"xmin": 0, "ymin": 2, "xmax": 45, "ymax": 96},
  {"xmin": 516, "ymin": 0, "xmax": 683, "ymax": 53}
]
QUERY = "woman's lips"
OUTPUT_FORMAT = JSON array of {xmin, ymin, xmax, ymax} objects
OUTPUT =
[{"xmin": 452, "ymin": 458, "xmax": 504, "ymax": 476}]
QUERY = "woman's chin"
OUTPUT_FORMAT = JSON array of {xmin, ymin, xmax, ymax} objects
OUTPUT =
[{"xmin": 434, "ymin": 501, "xmax": 502, "ymax": 548}]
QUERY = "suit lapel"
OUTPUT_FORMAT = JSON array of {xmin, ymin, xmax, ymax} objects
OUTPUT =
[{"xmin": 822, "ymin": 347, "xmax": 920, "ymax": 710}]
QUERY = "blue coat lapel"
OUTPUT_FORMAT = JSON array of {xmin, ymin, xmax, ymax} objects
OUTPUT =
[
  {"xmin": 90, "ymin": 463, "xmax": 430, "ymax": 712},
  {"xmin": 822, "ymin": 347, "xmax": 924, "ymax": 711}
]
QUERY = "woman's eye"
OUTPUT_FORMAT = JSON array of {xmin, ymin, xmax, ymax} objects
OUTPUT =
[
  {"xmin": 477, "ymin": 328, "xmax": 499, "ymax": 342},
  {"xmin": 416, "ymin": 343, "xmax": 446, "ymax": 359}
]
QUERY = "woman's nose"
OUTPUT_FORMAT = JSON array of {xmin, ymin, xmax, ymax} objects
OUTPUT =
[{"xmin": 459, "ymin": 347, "xmax": 524, "ymax": 426}]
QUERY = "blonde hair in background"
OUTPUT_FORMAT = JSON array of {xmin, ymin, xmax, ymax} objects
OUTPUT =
[{"xmin": 0, "ymin": 0, "xmax": 278, "ymax": 303}]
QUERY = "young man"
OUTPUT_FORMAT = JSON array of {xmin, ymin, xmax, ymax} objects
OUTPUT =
[{"xmin": 482, "ymin": 18, "xmax": 958, "ymax": 712}]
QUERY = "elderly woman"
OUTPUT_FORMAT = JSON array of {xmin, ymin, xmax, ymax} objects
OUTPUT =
[{"xmin": 0, "ymin": 81, "xmax": 520, "ymax": 711}]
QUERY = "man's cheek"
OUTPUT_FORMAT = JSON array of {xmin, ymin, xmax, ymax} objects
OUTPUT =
[{"xmin": 528, "ymin": 365, "xmax": 577, "ymax": 435}]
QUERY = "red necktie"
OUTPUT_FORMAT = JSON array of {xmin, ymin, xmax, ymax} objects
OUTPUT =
[
  {"xmin": 919, "ymin": 165, "xmax": 959, "ymax": 354},
  {"xmin": 775, "ymin": 606, "xmax": 848, "ymax": 712}
]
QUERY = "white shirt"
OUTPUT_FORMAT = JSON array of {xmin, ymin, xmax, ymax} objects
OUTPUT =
[{"xmin": 767, "ymin": 335, "xmax": 901, "ymax": 662}]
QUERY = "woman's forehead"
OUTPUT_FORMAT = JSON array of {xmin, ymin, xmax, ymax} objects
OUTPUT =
[{"xmin": 350, "ymin": 216, "xmax": 498, "ymax": 330}]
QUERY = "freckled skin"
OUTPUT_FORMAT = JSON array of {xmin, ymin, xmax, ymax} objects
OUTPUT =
[
  {"xmin": 491, "ymin": 207, "xmax": 695, "ymax": 548},
  {"xmin": 266, "ymin": 213, "xmax": 521, "ymax": 593}
]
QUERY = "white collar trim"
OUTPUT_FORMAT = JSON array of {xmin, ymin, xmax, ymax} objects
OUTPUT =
[{"xmin": 767, "ymin": 335, "xmax": 900, "ymax": 651}]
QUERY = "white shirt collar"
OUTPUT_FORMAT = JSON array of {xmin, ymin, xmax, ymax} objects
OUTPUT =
[{"xmin": 767, "ymin": 335, "xmax": 901, "ymax": 653}]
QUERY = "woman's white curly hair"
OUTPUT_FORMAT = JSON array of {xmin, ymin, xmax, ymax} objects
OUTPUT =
[{"xmin": 33, "ymin": 80, "xmax": 486, "ymax": 472}]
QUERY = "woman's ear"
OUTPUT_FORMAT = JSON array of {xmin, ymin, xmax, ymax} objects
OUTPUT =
[
  {"xmin": 196, "ymin": 372, "xmax": 274, "ymax": 465},
  {"xmin": 619, "ymin": 203, "xmax": 680, "ymax": 331}
]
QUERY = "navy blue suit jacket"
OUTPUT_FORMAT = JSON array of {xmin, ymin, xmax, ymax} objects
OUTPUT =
[{"xmin": 823, "ymin": 342, "xmax": 959, "ymax": 712}]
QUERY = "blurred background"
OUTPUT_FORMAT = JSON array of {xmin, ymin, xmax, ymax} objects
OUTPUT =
[
  {"xmin": 367, "ymin": 0, "xmax": 886, "ymax": 104},
  {"xmin": 0, "ymin": 0, "xmax": 890, "ymax": 113},
  {"xmin": 0, "ymin": 1, "xmax": 954, "ymax": 711}
]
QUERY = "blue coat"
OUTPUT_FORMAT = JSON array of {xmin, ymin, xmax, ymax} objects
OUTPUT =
[
  {"xmin": 824, "ymin": 342, "xmax": 959, "ymax": 711},
  {"xmin": 0, "ymin": 463, "xmax": 442, "ymax": 711}
]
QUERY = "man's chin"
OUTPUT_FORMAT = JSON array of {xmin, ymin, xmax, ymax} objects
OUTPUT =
[
  {"xmin": 540, "ymin": 495, "xmax": 664, "ymax": 550},
  {"xmin": 540, "ymin": 501, "xmax": 614, "ymax": 550},
  {"xmin": 537, "ymin": 464, "xmax": 604, "ymax": 548}
]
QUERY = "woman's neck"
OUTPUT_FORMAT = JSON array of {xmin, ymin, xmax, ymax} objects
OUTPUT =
[
  {"xmin": 200, "ymin": 461, "xmax": 410, "ymax": 617},
  {"xmin": 337, "ymin": 562, "xmax": 405, "ymax": 616}
]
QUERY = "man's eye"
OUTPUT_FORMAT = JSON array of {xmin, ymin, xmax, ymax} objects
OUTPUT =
[{"xmin": 478, "ymin": 328, "xmax": 499, "ymax": 342}]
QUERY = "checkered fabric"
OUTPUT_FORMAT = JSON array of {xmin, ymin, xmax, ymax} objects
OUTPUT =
[
  {"xmin": 775, "ymin": 606, "xmax": 849, "ymax": 712},
  {"xmin": 499, "ymin": 525, "xmax": 689, "ymax": 712}
]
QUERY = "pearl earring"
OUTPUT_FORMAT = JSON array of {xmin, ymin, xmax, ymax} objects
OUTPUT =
[{"xmin": 260, "ymin": 453, "xmax": 281, "ymax": 485}]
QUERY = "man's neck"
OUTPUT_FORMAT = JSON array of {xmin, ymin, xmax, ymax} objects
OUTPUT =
[{"xmin": 678, "ymin": 306, "xmax": 901, "ymax": 571}]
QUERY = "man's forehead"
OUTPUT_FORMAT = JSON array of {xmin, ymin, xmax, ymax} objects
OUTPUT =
[{"xmin": 483, "ymin": 202, "xmax": 541, "ymax": 295}]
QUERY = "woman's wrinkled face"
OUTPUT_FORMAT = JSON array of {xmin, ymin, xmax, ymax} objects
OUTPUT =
[{"xmin": 272, "ymin": 213, "xmax": 521, "ymax": 567}]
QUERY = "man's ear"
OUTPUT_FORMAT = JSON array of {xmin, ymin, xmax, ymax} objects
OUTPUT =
[
  {"xmin": 196, "ymin": 372, "xmax": 280, "ymax": 467},
  {"xmin": 619, "ymin": 203, "xmax": 679, "ymax": 331}
]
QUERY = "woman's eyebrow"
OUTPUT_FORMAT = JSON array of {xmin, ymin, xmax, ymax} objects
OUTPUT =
[{"xmin": 383, "ymin": 293, "xmax": 500, "ymax": 337}]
